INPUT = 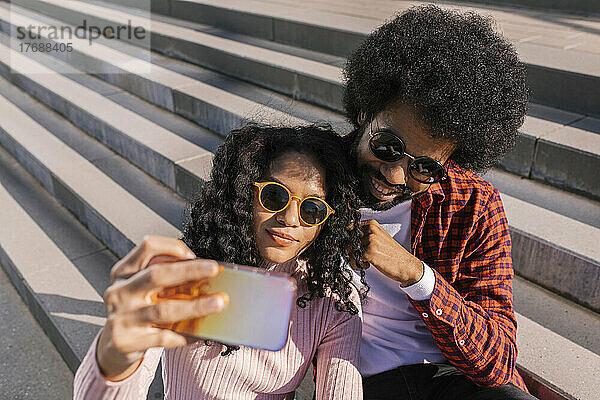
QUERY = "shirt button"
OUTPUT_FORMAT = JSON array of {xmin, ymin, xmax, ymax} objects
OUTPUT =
[
  {"xmin": 422, "ymin": 312, "xmax": 429, "ymax": 319},
  {"xmin": 459, "ymin": 339, "xmax": 465, "ymax": 346},
  {"xmin": 435, "ymin": 309, "xmax": 443, "ymax": 316}
]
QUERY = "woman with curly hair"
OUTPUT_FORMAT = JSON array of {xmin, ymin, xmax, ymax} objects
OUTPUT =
[{"xmin": 74, "ymin": 124, "xmax": 367, "ymax": 399}]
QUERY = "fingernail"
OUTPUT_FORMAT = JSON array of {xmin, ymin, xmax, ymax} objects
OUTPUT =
[
  {"xmin": 208, "ymin": 295, "xmax": 225, "ymax": 311},
  {"xmin": 204, "ymin": 262, "xmax": 220, "ymax": 274},
  {"xmin": 220, "ymin": 292, "xmax": 230, "ymax": 306},
  {"xmin": 186, "ymin": 250, "xmax": 196, "ymax": 259}
]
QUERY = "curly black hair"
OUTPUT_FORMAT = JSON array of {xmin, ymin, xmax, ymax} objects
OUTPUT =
[
  {"xmin": 179, "ymin": 124, "xmax": 366, "ymax": 355},
  {"xmin": 343, "ymin": 5, "xmax": 529, "ymax": 173}
]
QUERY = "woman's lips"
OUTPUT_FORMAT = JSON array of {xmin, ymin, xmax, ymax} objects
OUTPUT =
[{"xmin": 266, "ymin": 230, "xmax": 297, "ymax": 247}]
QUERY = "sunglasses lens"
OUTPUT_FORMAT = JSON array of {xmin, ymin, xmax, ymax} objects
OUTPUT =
[
  {"xmin": 369, "ymin": 131, "xmax": 404, "ymax": 162},
  {"xmin": 300, "ymin": 198, "xmax": 328, "ymax": 225},
  {"xmin": 409, "ymin": 158, "xmax": 445, "ymax": 183},
  {"xmin": 260, "ymin": 184, "xmax": 289, "ymax": 212}
]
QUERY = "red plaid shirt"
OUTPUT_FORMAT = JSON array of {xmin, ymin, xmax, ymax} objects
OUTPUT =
[{"xmin": 408, "ymin": 159, "xmax": 527, "ymax": 391}]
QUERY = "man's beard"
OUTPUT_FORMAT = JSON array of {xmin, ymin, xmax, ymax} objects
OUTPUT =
[
  {"xmin": 347, "ymin": 127, "xmax": 418, "ymax": 211},
  {"xmin": 357, "ymin": 166, "xmax": 414, "ymax": 211}
]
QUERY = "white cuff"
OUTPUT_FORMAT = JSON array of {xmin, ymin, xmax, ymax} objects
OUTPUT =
[{"xmin": 399, "ymin": 261, "xmax": 435, "ymax": 301}]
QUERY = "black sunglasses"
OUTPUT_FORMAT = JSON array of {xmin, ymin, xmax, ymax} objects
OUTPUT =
[{"xmin": 367, "ymin": 126, "xmax": 447, "ymax": 184}]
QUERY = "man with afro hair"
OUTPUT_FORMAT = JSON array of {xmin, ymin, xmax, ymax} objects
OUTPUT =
[{"xmin": 342, "ymin": 5, "xmax": 536, "ymax": 399}]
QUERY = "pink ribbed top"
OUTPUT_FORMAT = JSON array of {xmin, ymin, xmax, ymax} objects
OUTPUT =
[{"xmin": 73, "ymin": 257, "xmax": 362, "ymax": 399}]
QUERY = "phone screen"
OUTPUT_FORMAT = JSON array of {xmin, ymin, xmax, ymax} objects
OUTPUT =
[{"xmin": 150, "ymin": 262, "xmax": 297, "ymax": 351}]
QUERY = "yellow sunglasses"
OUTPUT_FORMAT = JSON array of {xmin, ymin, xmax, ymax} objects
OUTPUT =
[{"xmin": 253, "ymin": 182, "xmax": 335, "ymax": 227}]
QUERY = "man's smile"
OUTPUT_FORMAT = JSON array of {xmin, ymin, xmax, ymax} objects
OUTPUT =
[{"xmin": 368, "ymin": 175, "xmax": 401, "ymax": 199}]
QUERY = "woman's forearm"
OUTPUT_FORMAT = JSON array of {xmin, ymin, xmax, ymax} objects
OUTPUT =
[{"xmin": 74, "ymin": 330, "xmax": 162, "ymax": 400}]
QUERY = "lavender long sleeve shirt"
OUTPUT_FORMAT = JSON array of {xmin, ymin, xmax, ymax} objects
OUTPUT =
[{"xmin": 73, "ymin": 257, "xmax": 362, "ymax": 399}]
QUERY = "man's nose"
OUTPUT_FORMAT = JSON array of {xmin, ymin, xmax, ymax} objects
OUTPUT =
[
  {"xmin": 279, "ymin": 199, "xmax": 301, "ymax": 227},
  {"xmin": 380, "ymin": 158, "xmax": 409, "ymax": 186}
]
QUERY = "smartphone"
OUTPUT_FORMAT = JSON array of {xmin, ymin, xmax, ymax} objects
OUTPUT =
[{"xmin": 148, "ymin": 259, "xmax": 297, "ymax": 351}]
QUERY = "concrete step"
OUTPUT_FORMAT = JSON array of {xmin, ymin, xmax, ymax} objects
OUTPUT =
[
  {"xmin": 500, "ymin": 193, "xmax": 599, "ymax": 313},
  {"xmin": 0, "ymin": 143, "xmax": 108, "ymax": 373},
  {"xmin": 498, "ymin": 103, "xmax": 600, "ymax": 200},
  {"xmin": 0, "ymin": 3, "xmax": 338, "ymax": 203},
  {"xmin": 482, "ymin": 168, "xmax": 600, "ymax": 230},
  {"xmin": 8, "ymin": 0, "xmax": 345, "ymax": 111},
  {"xmin": 513, "ymin": 275, "xmax": 600, "ymax": 357},
  {"xmin": 0, "ymin": 36, "xmax": 217, "ymax": 202},
  {"xmin": 512, "ymin": 275, "xmax": 600, "ymax": 400},
  {"xmin": 4, "ymin": 0, "xmax": 599, "ymax": 201},
  {"xmin": 515, "ymin": 313, "xmax": 599, "ymax": 400},
  {"xmin": 0, "ymin": 40, "xmax": 307, "ymax": 201},
  {"xmin": 0, "ymin": 6, "xmax": 599, "ymax": 312},
  {"xmin": 72, "ymin": 0, "xmax": 600, "ymax": 118},
  {"xmin": 0, "ymin": 77, "xmax": 182, "ymax": 258},
  {"xmin": 0, "ymin": 144, "xmax": 166, "ymax": 398},
  {"xmin": 449, "ymin": 0, "xmax": 600, "ymax": 16},
  {"xmin": 482, "ymin": 169, "xmax": 600, "ymax": 311},
  {"xmin": 0, "ymin": 2, "xmax": 351, "ymax": 131},
  {"xmin": 0, "ymin": 76, "xmax": 191, "ymax": 234},
  {"xmin": 0, "ymin": 259, "xmax": 74, "ymax": 398}
]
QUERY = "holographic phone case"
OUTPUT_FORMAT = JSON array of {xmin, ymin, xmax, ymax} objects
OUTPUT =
[{"xmin": 150, "ymin": 262, "xmax": 297, "ymax": 351}]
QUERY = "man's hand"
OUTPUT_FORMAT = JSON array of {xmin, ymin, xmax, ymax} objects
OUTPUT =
[{"xmin": 356, "ymin": 219, "xmax": 424, "ymax": 287}]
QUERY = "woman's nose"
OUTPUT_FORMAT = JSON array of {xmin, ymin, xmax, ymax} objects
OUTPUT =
[{"xmin": 279, "ymin": 199, "xmax": 300, "ymax": 227}]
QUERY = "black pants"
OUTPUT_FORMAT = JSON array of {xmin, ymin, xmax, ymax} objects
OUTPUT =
[{"xmin": 363, "ymin": 363, "xmax": 538, "ymax": 400}]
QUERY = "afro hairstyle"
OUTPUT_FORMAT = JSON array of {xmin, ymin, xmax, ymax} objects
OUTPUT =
[{"xmin": 343, "ymin": 5, "xmax": 529, "ymax": 173}]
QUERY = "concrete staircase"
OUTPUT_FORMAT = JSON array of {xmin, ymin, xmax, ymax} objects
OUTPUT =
[
  {"xmin": 0, "ymin": 1, "xmax": 598, "ymax": 399},
  {"xmin": 449, "ymin": 0, "xmax": 600, "ymax": 16}
]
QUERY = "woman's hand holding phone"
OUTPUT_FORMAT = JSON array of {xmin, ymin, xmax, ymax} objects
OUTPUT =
[{"xmin": 96, "ymin": 236, "xmax": 228, "ymax": 381}]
